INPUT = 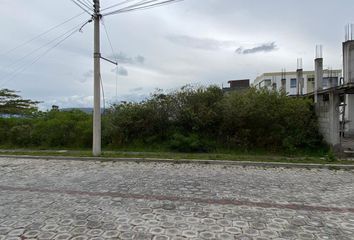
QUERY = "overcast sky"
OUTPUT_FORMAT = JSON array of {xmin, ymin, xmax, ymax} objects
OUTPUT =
[{"xmin": 0, "ymin": 0, "xmax": 354, "ymax": 109}]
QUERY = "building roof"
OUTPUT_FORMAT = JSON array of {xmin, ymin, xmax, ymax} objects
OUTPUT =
[{"xmin": 228, "ymin": 79, "xmax": 249, "ymax": 84}]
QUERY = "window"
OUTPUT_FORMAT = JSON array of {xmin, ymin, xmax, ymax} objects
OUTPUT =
[
  {"xmin": 323, "ymin": 77, "xmax": 338, "ymax": 88},
  {"xmin": 290, "ymin": 78, "xmax": 297, "ymax": 88},
  {"xmin": 323, "ymin": 78, "xmax": 329, "ymax": 88},
  {"xmin": 264, "ymin": 79, "xmax": 271, "ymax": 87}
]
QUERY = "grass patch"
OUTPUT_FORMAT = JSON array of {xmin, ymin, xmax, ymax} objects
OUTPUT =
[{"xmin": 0, "ymin": 147, "xmax": 353, "ymax": 165}]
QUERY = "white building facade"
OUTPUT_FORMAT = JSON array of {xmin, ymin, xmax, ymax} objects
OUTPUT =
[{"xmin": 253, "ymin": 70, "xmax": 342, "ymax": 95}]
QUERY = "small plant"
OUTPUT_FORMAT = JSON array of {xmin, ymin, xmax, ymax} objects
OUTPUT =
[
  {"xmin": 168, "ymin": 133, "xmax": 212, "ymax": 153},
  {"xmin": 326, "ymin": 149, "xmax": 337, "ymax": 162}
]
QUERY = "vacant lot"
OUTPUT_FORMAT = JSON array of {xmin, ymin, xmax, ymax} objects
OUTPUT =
[{"xmin": 0, "ymin": 157, "xmax": 353, "ymax": 239}]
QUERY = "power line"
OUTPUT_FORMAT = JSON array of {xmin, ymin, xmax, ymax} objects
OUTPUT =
[
  {"xmin": 77, "ymin": 0, "xmax": 93, "ymax": 9},
  {"xmin": 103, "ymin": 0, "xmax": 183, "ymax": 16},
  {"xmin": 101, "ymin": 18, "xmax": 119, "ymax": 99},
  {"xmin": 82, "ymin": 0, "xmax": 94, "ymax": 10},
  {"xmin": 81, "ymin": 0, "xmax": 92, "ymax": 5},
  {"xmin": 101, "ymin": 19, "xmax": 117, "ymax": 62},
  {"xmin": 100, "ymin": 74, "xmax": 106, "ymax": 114},
  {"xmin": 102, "ymin": 0, "xmax": 164, "ymax": 15},
  {"xmin": 70, "ymin": 0, "xmax": 92, "ymax": 15},
  {"xmin": 0, "ymin": 12, "xmax": 85, "ymax": 57},
  {"xmin": 101, "ymin": 0, "xmax": 138, "ymax": 12},
  {"xmin": 76, "ymin": 0, "xmax": 94, "ymax": 11},
  {"xmin": 0, "ymin": 21, "xmax": 89, "ymax": 78},
  {"xmin": 0, "ymin": 20, "xmax": 90, "ymax": 87}
]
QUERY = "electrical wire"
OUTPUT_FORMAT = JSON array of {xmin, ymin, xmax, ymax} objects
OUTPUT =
[
  {"xmin": 0, "ymin": 20, "xmax": 91, "ymax": 88},
  {"xmin": 0, "ymin": 12, "xmax": 85, "ymax": 57},
  {"xmin": 101, "ymin": 18, "xmax": 119, "ymax": 101},
  {"xmin": 113, "ymin": 0, "xmax": 162, "ymax": 11},
  {"xmin": 101, "ymin": 19, "xmax": 117, "ymax": 63},
  {"xmin": 100, "ymin": 74, "xmax": 106, "ymax": 114},
  {"xmin": 0, "ymin": 21, "xmax": 89, "ymax": 78},
  {"xmin": 82, "ymin": 0, "xmax": 93, "ymax": 6},
  {"xmin": 103, "ymin": 0, "xmax": 183, "ymax": 16},
  {"xmin": 70, "ymin": 0, "xmax": 92, "ymax": 15},
  {"xmin": 102, "ymin": 0, "xmax": 163, "ymax": 15},
  {"xmin": 76, "ymin": 0, "xmax": 94, "ymax": 11},
  {"xmin": 101, "ymin": 0, "xmax": 138, "ymax": 12}
]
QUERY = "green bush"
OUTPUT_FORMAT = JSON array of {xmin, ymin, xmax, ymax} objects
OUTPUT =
[
  {"xmin": 220, "ymin": 88, "xmax": 323, "ymax": 152},
  {"xmin": 0, "ymin": 110, "xmax": 92, "ymax": 148},
  {"xmin": 0, "ymin": 86, "xmax": 324, "ymax": 153},
  {"xmin": 169, "ymin": 133, "xmax": 213, "ymax": 152},
  {"xmin": 9, "ymin": 124, "xmax": 33, "ymax": 146}
]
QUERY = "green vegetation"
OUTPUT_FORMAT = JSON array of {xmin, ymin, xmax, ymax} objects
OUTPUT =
[
  {"xmin": 0, "ymin": 86, "xmax": 326, "ymax": 157},
  {"xmin": 1, "ymin": 150, "xmax": 352, "ymax": 165},
  {"xmin": 0, "ymin": 88, "xmax": 38, "ymax": 115}
]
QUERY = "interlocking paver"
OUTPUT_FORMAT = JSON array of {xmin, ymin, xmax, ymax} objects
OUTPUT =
[{"xmin": 0, "ymin": 157, "xmax": 353, "ymax": 239}]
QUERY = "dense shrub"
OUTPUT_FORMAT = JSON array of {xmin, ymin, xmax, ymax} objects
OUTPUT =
[
  {"xmin": 169, "ymin": 133, "xmax": 214, "ymax": 153},
  {"xmin": 220, "ymin": 88, "xmax": 322, "ymax": 151},
  {"xmin": 31, "ymin": 110, "xmax": 92, "ymax": 148},
  {"xmin": 0, "ymin": 110, "xmax": 92, "ymax": 148},
  {"xmin": 0, "ymin": 86, "xmax": 324, "ymax": 152}
]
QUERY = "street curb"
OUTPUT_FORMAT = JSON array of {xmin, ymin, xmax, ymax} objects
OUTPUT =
[{"xmin": 1, "ymin": 154, "xmax": 354, "ymax": 170}]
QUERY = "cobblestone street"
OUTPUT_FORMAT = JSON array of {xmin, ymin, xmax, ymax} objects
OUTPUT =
[{"xmin": 0, "ymin": 157, "xmax": 353, "ymax": 239}]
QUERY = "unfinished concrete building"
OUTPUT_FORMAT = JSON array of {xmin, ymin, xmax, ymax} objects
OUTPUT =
[
  {"xmin": 311, "ymin": 26, "xmax": 354, "ymax": 153},
  {"xmin": 253, "ymin": 69, "xmax": 341, "ymax": 96},
  {"xmin": 253, "ymin": 26, "xmax": 354, "ymax": 154}
]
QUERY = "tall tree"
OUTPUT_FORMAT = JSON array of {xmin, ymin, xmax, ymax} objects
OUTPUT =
[{"xmin": 0, "ymin": 89, "xmax": 39, "ymax": 115}]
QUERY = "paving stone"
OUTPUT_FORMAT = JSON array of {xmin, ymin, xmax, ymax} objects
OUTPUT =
[
  {"xmin": 0, "ymin": 158, "xmax": 353, "ymax": 239},
  {"xmin": 23, "ymin": 230, "xmax": 40, "ymax": 238},
  {"xmin": 153, "ymin": 235, "xmax": 170, "ymax": 240},
  {"xmin": 199, "ymin": 231, "xmax": 216, "ymax": 239},
  {"xmin": 217, "ymin": 233, "xmax": 234, "ymax": 240},
  {"xmin": 71, "ymin": 236, "xmax": 89, "ymax": 240},
  {"xmin": 37, "ymin": 231, "xmax": 56, "ymax": 239},
  {"xmin": 150, "ymin": 227, "xmax": 165, "ymax": 235},
  {"xmin": 225, "ymin": 227, "xmax": 242, "ymax": 235},
  {"xmin": 56, "ymin": 226, "xmax": 73, "ymax": 233},
  {"xmin": 119, "ymin": 232, "xmax": 135, "ymax": 239},
  {"xmin": 7, "ymin": 228, "xmax": 25, "ymax": 236},
  {"xmin": 86, "ymin": 229, "xmax": 104, "ymax": 237},
  {"xmin": 182, "ymin": 230, "xmax": 198, "ymax": 238},
  {"xmin": 101, "ymin": 230, "xmax": 119, "ymax": 238},
  {"xmin": 165, "ymin": 228, "xmax": 181, "ymax": 236},
  {"xmin": 54, "ymin": 233, "xmax": 72, "ymax": 240}
]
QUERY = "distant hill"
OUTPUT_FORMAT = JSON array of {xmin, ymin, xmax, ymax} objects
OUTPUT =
[{"xmin": 61, "ymin": 108, "xmax": 93, "ymax": 114}]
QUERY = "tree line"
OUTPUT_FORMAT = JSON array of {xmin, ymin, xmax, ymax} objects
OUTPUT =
[{"xmin": 0, "ymin": 86, "xmax": 324, "ymax": 152}]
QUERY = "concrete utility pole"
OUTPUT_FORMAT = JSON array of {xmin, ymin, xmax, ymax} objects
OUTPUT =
[{"xmin": 93, "ymin": 0, "xmax": 101, "ymax": 156}]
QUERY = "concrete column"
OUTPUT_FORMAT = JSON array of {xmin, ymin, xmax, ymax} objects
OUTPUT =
[
  {"xmin": 296, "ymin": 69, "xmax": 304, "ymax": 95},
  {"xmin": 314, "ymin": 58, "xmax": 323, "ymax": 103},
  {"xmin": 343, "ymin": 41, "xmax": 354, "ymax": 134},
  {"xmin": 347, "ymin": 94, "xmax": 354, "ymax": 135},
  {"xmin": 328, "ymin": 92, "xmax": 340, "ymax": 148},
  {"xmin": 343, "ymin": 41, "xmax": 354, "ymax": 84}
]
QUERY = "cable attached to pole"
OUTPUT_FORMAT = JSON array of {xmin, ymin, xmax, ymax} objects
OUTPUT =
[
  {"xmin": 0, "ymin": 12, "xmax": 86, "ymax": 57},
  {"xmin": 0, "ymin": 19, "xmax": 92, "ymax": 87}
]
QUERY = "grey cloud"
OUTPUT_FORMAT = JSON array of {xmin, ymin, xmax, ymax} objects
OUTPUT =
[
  {"xmin": 117, "ymin": 66, "xmax": 128, "ymax": 76},
  {"xmin": 110, "ymin": 52, "xmax": 145, "ymax": 65},
  {"xmin": 166, "ymin": 35, "xmax": 237, "ymax": 51},
  {"xmin": 130, "ymin": 87, "xmax": 143, "ymax": 92},
  {"xmin": 236, "ymin": 42, "xmax": 277, "ymax": 54},
  {"xmin": 111, "ymin": 66, "xmax": 129, "ymax": 76},
  {"xmin": 80, "ymin": 70, "xmax": 93, "ymax": 83},
  {"xmin": 135, "ymin": 55, "xmax": 145, "ymax": 64}
]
